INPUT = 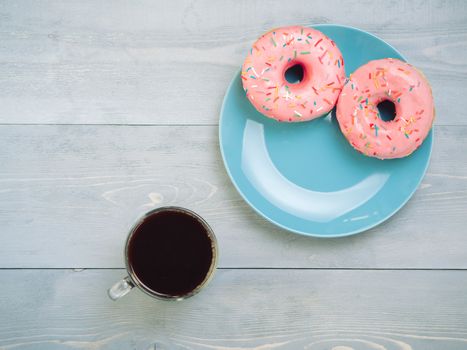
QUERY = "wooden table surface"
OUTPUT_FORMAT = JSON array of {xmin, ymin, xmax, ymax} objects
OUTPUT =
[{"xmin": 1, "ymin": 1, "xmax": 467, "ymax": 349}]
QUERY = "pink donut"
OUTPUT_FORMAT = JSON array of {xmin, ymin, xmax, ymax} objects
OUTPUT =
[
  {"xmin": 241, "ymin": 26, "xmax": 346, "ymax": 122},
  {"xmin": 336, "ymin": 58, "xmax": 435, "ymax": 159}
]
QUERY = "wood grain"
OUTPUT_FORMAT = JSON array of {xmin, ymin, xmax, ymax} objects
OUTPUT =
[
  {"xmin": 0, "ymin": 124, "xmax": 465, "ymax": 269},
  {"xmin": 0, "ymin": 0, "xmax": 466, "ymax": 125},
  {"xmin": 1, "ymin": 269, "xmax": 467, "ymax": 349}
]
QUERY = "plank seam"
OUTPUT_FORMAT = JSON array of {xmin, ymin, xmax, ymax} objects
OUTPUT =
[
  {"xmin": 0, "ymin": 123, "xmax": 461, "ymax": 127},
  {"xmin": 0, "ymin": 267, "xmax": 466, "ymax": 271}
]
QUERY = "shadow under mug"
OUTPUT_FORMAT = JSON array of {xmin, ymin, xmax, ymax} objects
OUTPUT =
[{"xmin": 108, "ymin": 206, "xmax": 218, "ymax": 301}]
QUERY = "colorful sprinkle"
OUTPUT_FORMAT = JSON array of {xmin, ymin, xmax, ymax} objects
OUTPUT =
[
  {"xmin": 319, "ymin": 50, "xmax": 328, "ymax": 63},
  {"xmin": 373, "ymin": 77, "xmax": 379, "ymax": 89}
]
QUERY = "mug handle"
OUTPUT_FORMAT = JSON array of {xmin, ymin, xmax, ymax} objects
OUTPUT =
[{"xmin": 108, "ymin": 276, "xmax": 134, "ymax": 301}]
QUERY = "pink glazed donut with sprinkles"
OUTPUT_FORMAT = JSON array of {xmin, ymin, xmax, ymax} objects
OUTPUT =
[
  {"xmin": 241, "ymin": 26, "xmax": 346, "ymax": 122},
  {"xmin": 336, "ymin": 58, "xmax": 435, "ymax": 159}
]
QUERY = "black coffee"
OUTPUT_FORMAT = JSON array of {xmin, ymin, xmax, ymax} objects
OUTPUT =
[{"xmin": 127, "ymin": 209, "xmax": 215, "ymax": 297}]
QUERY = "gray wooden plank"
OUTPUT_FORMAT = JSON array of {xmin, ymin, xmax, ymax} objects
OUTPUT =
[
  {"xmin": 0, "ymin": 125, "xmax": 466, "ymax": 269},
  {"xmin": 1, "ymin": 269, "xmax": 467, "ymax": 349},
  {"xmin": 0, "ymin": 0, "xmax": 465, "ymax": 125}
]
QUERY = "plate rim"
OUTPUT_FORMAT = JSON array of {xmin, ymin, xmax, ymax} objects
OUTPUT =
[{"xmin": 218, "ymin": 24, "xmax": 434, "ymax": 238}]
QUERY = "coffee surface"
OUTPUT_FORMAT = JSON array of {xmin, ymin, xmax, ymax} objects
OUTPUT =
[{"xmin": 128, "ymin": 209, "xmax": 214, "ymax": 297}]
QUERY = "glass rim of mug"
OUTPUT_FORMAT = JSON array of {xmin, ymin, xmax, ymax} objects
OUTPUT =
[{"xmin": 124, "ymin": 206, "xmax": 218, "ymax": 301}]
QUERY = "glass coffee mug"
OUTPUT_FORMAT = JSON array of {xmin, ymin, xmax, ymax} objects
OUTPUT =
[{"xmin": 108, "ymin": 206, "xmax": 218, "ymax": 301}]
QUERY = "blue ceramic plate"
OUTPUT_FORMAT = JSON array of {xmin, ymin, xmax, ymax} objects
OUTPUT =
[{"xmin": 219, "ymin": 24, "xmax": 432, "ymax": 237}]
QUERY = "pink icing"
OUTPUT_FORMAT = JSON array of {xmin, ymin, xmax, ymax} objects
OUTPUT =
[
  {"xmin": 336, "ymin": 58, "xmax": 435, "ymax": 159},
  {"xmin": 241, "ymin": 26, "xmax": 346, "ymax": 122}
]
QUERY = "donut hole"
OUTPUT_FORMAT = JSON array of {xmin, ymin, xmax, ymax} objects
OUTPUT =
[
  {"xmin": 284, "ymin": 63, "xmax": 305, "ymax": 84},
  {"xmin": 377, "ymin": 100, "xmax": 396, "ymax": 122}
]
